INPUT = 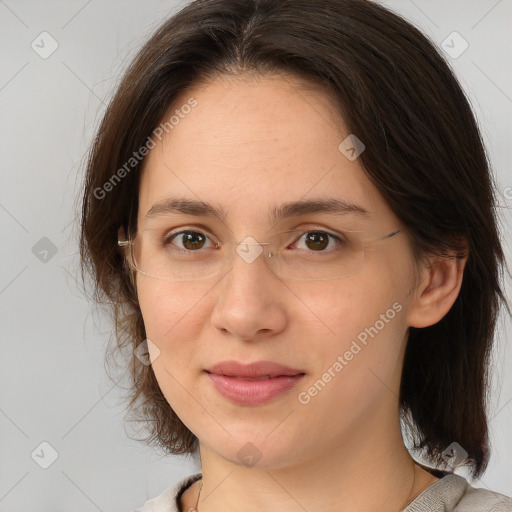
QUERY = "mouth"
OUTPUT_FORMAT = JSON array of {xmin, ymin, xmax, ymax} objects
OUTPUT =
[
  {"xmin": 205, "ymin": 360, "xmax": 305, "ymax": 379},
  {"xmin": 218, "ymin": 374, "xmax": 287, "ymax": 379},
  {"xmin": 205, "ymin": 372, "xmax": 305, "ymax": 380},
  {"xmin": 204, "ymin": 370, "xmax": 306, "ymax": 405}
]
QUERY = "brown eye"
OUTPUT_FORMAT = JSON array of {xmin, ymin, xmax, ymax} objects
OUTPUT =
[
  {"xmin": 304, "ymin": 232, "xmax": 329, "ymax": 251},
  {"xmin": 166, "ymin": 231, "xmax": 211, "ymax": 251},
  {"xmin": 294, "ymin": 231, "xmax": 342, "ymax": 252}
]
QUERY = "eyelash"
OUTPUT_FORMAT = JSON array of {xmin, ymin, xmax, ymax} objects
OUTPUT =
[{"xmin": 162, "ymin": 228, "xmax": 345, "ymax": 253}]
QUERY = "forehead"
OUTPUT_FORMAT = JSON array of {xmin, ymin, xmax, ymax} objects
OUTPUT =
[{"xmin": 137, "ymin": 73, "xmax": 388, "ymax": 226}]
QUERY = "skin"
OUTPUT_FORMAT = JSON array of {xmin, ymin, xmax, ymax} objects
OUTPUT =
[{"xmin": 124, "ymin": 72, "xmax": 467, "ymax": 512}]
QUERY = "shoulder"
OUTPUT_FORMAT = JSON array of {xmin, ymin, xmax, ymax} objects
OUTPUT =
[
  {"xmin": 132, "ymin": 472, "xmax": 203, "ymax": 512},
  {"xmin": 455, "ymin": 478, "xmax": 512, "ymax": 512},
  {"xmin": 404, "ymin": 473, "xmax": 512, "ymax": 512}
]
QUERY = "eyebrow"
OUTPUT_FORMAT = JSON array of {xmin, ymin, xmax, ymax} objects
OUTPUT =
[{"xmin": 145, "ymin": 197, "xmax": 370, "ymax": 223}]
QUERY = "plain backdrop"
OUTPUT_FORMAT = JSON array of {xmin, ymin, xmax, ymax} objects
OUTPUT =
[{"xmin": 0, "ymin": 1, "xmax": 511, "ymax": 510}]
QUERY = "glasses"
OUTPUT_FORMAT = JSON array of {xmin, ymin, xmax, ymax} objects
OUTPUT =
[{"xmin": 118, "ymin": 226, "xmax": 400, "ymax": 282}]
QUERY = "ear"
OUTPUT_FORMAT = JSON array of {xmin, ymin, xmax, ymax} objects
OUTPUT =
[{"xmin": 406, "ymin": 251, "xmax": 468, "ymax": 328}]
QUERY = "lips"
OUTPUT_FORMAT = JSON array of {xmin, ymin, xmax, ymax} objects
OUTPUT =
[
  {"xmin": 205, "ymin": 360, "xmax": 305, "ymax": 379},
  {"xmin": 206, "ymin": 372, "xmax": 306, "ymax": 405}
]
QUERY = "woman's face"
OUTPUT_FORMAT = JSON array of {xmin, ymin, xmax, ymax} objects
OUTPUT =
[{"xmin": 134, "ymin": 72, "xmax": 419, "ymax": 469}]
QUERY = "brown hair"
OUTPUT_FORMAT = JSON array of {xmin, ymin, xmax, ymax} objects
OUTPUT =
[{"xmin": 79, "ymin": 0, "xmax": 510, "ymax": 477}]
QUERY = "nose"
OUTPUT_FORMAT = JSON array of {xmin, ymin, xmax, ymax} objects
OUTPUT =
[{"xmin": 209, "ymin": 240, "xmax": 287, "ymax": 341}]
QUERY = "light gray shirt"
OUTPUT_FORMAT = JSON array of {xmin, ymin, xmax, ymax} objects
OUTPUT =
[{"xmin": 133, "ymin": 471, "xmax": 512, "ymax": 511}]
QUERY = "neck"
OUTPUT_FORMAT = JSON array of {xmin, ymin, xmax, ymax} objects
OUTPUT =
[{"xmin": 190, "ymin": 411, "xmax": 437, "ymax": 512}]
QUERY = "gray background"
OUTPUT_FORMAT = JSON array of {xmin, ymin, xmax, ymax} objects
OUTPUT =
[{"xmin": 0, "ymin": 0, "xmax": 511, "ymax": 510}]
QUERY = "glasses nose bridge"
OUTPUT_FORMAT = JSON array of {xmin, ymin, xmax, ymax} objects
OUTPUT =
[{"xmin": 227, "ymin": 237, "xmax": 277, "ymax": 273}]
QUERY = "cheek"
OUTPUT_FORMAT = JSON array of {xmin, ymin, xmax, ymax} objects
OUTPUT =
[
  {"xmin": 137, "ymin": 281, "xmax": 208, "ymax": 423},
  {"xmin": 136, "ymin": 280, "xmax": 211, "ymax": 390},
  {"xmin": 137, "ymin": 280, "xmax": 209, "ymax": 340},
  {"xmin": 300, "ymin": 271, "xmax": 408, "ymax": 376},
  {"xmin": 289, "ymin": 275, "xmax": 398, "ymax": 346},
  {"xmin": 296, "ymin": 287, "xmax": 406, "ymax": 433}
]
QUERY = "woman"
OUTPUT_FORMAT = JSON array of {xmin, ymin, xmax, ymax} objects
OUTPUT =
[{"xmin": 79, "ymin": 0, "xmax": 512, "ymax": 510}]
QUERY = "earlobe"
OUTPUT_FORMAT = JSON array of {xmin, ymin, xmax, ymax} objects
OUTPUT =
[{"xmin": 407, "ymin": 254, "xmax": 468, "ymax": 328}]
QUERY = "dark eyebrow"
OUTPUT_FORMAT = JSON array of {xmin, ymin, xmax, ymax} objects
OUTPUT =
[
  {"xmin": 269, "ymin": 198, "xmax": 370, "ymax": 222},
  {"xmin": 145, "ymin": 197, "xmax": 370, "ymax": 222},
  {"xmin": 146, "ymin": 198, "xmax": 228, "ymax": 221}
]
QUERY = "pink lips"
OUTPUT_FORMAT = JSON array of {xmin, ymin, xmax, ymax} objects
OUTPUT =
[{"xmin": 205, "ymin": 360, "xmax": 305, "ymax": 405}]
